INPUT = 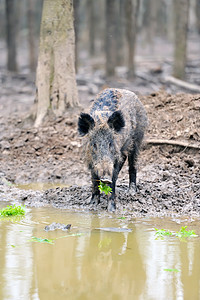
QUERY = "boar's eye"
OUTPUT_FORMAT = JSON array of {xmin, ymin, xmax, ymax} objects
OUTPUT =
[{"xmin": 109, "ymin": 142, "xmax": 113, "ymax": 150}]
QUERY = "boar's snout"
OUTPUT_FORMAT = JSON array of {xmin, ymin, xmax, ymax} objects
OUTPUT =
[
  {"xmin": 96, "ymin": 160, "xmax": 113, "ymax": 184},
  {"xmin": 101, "ymin": 177, "xmax": 112, "ymax": 185}
]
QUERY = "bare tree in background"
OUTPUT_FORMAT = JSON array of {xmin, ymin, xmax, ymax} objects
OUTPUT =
[
  {"xmin": 173, "ymin": 0, "xmax": 190, "ymax": 79},
  {"xmin": 27, "ymin": 0, "xmax": 36, "ymax": 72},
  {"xmin": 88, "ymin": 0, "xmax": 95, "ymax": 56},
  {"xmin": 116, "ymin": 0, "xmax": 125, "ymax": 66},
  {"xmin": 195, "ymin": 0, "xmax": 200, "ymax": 34},
  {"xmin": 73, "ymin": 0, "xmax": 80, "ymax": 71},
  {"xmin": 35, "ymin": 0, "xmax": 79, "ymax": 127},
  {"xmin": 105, "ymin": 0, "xmax": 116, "ymax": 77},
  {"xmin": 5, "ymin": 0, "xmax": 17, "ymax": 71},
  {"xmin": 125, "ymin": 0, "xmax": 140, "ymax": 78}
]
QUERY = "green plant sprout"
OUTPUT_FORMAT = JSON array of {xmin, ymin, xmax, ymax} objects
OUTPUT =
[
  {"xmin": 31, "ymin": 237, "xmax": 54, "ymax": 244},
  {"xmin": 10, "ymin": 233, "xmax": 84, "ymax": 248},
  {"xmin": 0, "ymin": 205, "xmax": 25, "ymax": 217},
  {"xmin": 155, "ymin": 228, "xmax": 173, "ymax": 238},
  {"xmin": 98, "ymin": 181, "xmax": 112, "ymax": 195},
  {"xmin": 155, "ymin": 226, "xmax": 198, "ymax": 239},
  {"xmin": 164, "ymin": 268, "xmax": 180, "ymax": 273},
  {"xmin": 176, "ymin": 226, "xmax": 197, "ymax": 238}
]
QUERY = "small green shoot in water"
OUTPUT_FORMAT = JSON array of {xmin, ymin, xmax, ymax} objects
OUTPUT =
[
  {"xmin": 176, "ymin": 226, "xmax": 197, "ymax": 238},
  {"xmin": 31, "ymin": 237, "xmax": 54, "ymax": 244},
  {"xmin": 155, "ymin": 226, "xmax": 198, "ymax": 240},
  {"xmin": 155, "ymin": 228, "xmax": 173, "ymax": 238},
  {"xmin": 98, "ymin": 181, "xmax": 112, "ymax": 196},
  {"xmin": 0, "ymin": 205, "xmax": 25, "ymax": 217},
  {"xmin": 164, "ymin": 268, "xmax": 180, "ymax": 273}
]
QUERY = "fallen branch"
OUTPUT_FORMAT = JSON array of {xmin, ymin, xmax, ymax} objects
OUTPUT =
[
  {"xmin": 146, "ymin": 138, "xmax": 200, "ymax": 150},
  {"xmin": 164, "ymin": 76, "xmax": 200, "ymax": 93}
]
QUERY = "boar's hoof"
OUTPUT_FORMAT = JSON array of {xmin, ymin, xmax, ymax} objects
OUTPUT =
[
  {"xmin": 89, "ymin": 195, "xmax": 100, "ymax": 206},
  {"xmin": 108, "ymin": 200, "xmax": 116, "ymax": 212},
  {"xmin": 129, "ymin": 183, "xmax": 137, "ymax": 197}
]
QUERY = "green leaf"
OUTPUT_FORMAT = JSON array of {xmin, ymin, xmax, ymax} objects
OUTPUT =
[
  {"xmin": 155, "ymin": 228, "xmax": 173, "ymax": 238},
  {"xmin": 30, "ymin": 237, "xmax": 54, "ymax": 244},
  {"xmin": 155, "ymin": 226, "xmax": 198, "ymax": 240},
  {"xmin": 55, "ymin": 233, "xmax": 83, "ymax": 239},
  {"xmin": 175, "ymin": 226, "xmax": 198, "ymax": 238},
  {"xmin": 98, "ymin": 181, "xmax": 112, "ymax": 195},
  {"xmin": 0, "ymin": 205, "xmax": 25, "ymax": 217},
  {"xmin": 164, "ymin": 268, "xmax": 180, "ymax": 273}
]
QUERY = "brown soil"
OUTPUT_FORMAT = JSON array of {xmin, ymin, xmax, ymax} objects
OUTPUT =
[{"xmin": 0, "ymin": 73, "xmax": 200, "ymax": 218}]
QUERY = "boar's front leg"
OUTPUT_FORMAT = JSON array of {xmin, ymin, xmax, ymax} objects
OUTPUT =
[
  {"xmin": 128, "ymin": 146, "xmax": 138, "ymax": 195},
  {"xmin": 90, "ymin": 171, "xmax": 100, "ymax": 206},
  {"xmin": 108, "ymin": 155, "xmax": 126, "ymax": 212}
]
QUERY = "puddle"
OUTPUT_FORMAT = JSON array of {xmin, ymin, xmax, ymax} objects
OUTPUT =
[
  {"xmin": 15, "ymin": 182, "xmax": 70, "ymax": 191},
  {"xmin": 0, "ymin": 202, "xmax": 200, "ymax": 299}
]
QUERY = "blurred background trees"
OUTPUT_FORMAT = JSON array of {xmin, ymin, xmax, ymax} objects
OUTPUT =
[{"xmin": 1, "ymin": 0, "xmax": 200, "ymax": 82}]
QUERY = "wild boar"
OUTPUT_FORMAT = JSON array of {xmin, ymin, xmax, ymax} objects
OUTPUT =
[{"xmin": 78, "ymin": 88, "xmax": 148, "ymax": 212}]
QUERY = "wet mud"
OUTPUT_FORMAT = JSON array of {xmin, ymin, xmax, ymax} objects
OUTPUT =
[{"xmin": 0, "ymin": 73, "xmax": 200, "ymax": 219}]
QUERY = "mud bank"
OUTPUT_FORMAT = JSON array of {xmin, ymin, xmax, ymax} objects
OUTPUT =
[
  {"xmin": 0, "ymin": 79, "xmax": 200, "ymax": 219},
  {"xmin": 1, "ymin": 171, "xmax": 200, "ymax": 219}
]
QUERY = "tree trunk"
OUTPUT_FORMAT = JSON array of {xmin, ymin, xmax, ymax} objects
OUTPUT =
[
  {"xmin": 142, "ymin": 0, "xmax": 156, "ymax": 50},
  {"xmin": 173, "ymin": 0, "xmax": 190, "ymax": 80},
  {"xmin": 73, "ymin": 0, "xmax": 80, "ymax": 71},
  {"xmin": 195, "ymin": 0, "xmax": 200, "ymax": 34},
  {"xmin": 88, "ymin": 0, "xmax": 95, "ymax": 56},
  {"xmin": 27, "ymin": 0, "xmax": 36, "ymax": 72},
  {"xmin": 116, "ymin": 0, "xmax": 125, "ymax": 66},
  {"xmin": 35, "ymin": 0, "xmax": 79, "ymax": 127},
  {"xmin": 105, "ymin": 0, "xmax": 116, "ymax": 77},
  {"xmin": 125, "ymin": 0, "xmax": 139, "ymax": 78},
  {"xmin": 5, "ymin": 0, "xmax": 17, "ymax": 71}
]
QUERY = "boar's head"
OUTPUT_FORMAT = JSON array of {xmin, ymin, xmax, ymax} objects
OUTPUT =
[{"xmin": 78, "ymin": 111, "xmax": 125, "ymax": 184}]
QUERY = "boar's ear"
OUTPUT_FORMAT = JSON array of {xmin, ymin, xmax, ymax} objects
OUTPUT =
[
  {"xmin": 107, "ymin": 111, "xmax": 125, "ymax": 132},
  {"xmin": 78, "ymin": 113, "xmax": 95, "ymax": 136}
]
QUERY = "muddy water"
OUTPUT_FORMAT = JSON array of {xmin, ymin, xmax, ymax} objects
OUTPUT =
[
  {"xmin": 0, "ymin": 203, "xmax": 200, "ymax": 300},
  {"xmin": 16, "ymin": 182, "xmax": 70, "ymax": 191}
]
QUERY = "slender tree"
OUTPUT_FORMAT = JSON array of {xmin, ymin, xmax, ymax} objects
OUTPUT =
[
  {"xmin": 35, "ymin": 0, "xmax": 79, "ymax": 127},
  {"xmin": 173, "ymin": 0, "xmax": 190, "ymax": 79},
  {"xmin": 88, "ymin": 0, "xmax": 95, "ymax": 56},
  {"xmin": 73, "ymin": 0, "xmax": 80, "ymax": 71},
  {"xmin": 27, "ymin": 0, "xmax": 36, "ymax": 72},
  {"xmin": 105, "ymin": 0, "xmax": 116, "ymax": 77},
  {"xmin": 125, "ymin": 0, "xmax": 140, "ymax": 78},
  {"xmin": 195, "ymin": 0, "xmax": 200, "ymax": 34},
  {"xmin": 115, "ymin": 0, "xmax": 125, "ymax": 66},
  {"xmin": 5, "ymin": 0, "xmax": 17, "ymax": 71}
]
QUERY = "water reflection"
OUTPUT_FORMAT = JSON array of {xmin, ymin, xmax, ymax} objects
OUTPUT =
[{"xmin": 0, "ymin": 206, "xmax": 200, "ymax": 299}]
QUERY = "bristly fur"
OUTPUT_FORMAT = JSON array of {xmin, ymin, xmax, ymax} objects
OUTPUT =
[
  {"xmin": 77, "ymin": 88, "xmax": 148, "ymax": 212},
  {"xmin": 107, "ymin": 111, "xmax": 125, "ymax": 132},
  {"xmin": 78, "ymin": 113, "xmax": 95, "ymax": 136}
]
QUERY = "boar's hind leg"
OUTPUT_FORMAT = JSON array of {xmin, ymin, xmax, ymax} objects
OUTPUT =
[
  {"xmin": 128, "ymin": 146, "xmax": 138, "ymax": 195},
  {"xmin": 90, "ymin": 172, "xmax": 100, "ymax": 206}
]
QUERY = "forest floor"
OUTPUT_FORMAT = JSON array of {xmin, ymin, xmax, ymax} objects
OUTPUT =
[{"xmin": 0, "ymin": 59, "xmax": 200, "ymax": 219}]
